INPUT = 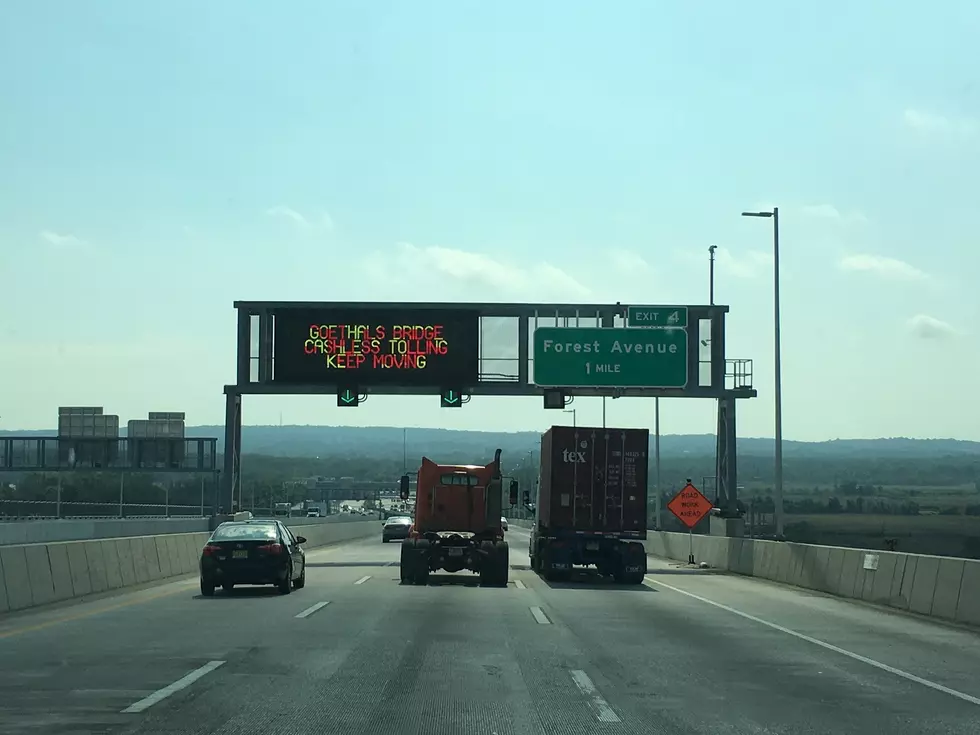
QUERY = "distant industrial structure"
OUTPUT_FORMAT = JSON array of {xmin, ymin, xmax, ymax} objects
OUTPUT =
[
  {"xmin": 2, "ymin": 406, "xmax": 216, "ymax": 476},
  {"xmin": 55, "ymin": 407, "xmax": 189, "ymax": 469}
]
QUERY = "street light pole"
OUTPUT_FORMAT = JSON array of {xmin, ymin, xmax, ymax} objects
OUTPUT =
[
  {"xmin": 741, "ymin": 206, "xmax": 784, "ymax": 539},
  {"xmin": 708, "ymin": 245, "xmax": 717, "ymax": 305}
]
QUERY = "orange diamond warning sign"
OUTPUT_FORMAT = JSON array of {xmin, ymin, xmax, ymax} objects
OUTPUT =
[{"xmin": 667, "ymin": 482, "xmax": 713, "ymax": 529}]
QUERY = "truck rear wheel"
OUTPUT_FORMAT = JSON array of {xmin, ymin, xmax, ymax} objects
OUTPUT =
[
  {"xmin": 540, "ymin": 544, "xmax": 570, "ymax": 583},
  {"xmin": 493, "ymin": 541, "xmax": 509, "ymax": 587},
  {"xmin": 400, "ymin": 539, "xmax": 416, "ymax": 584},
  {"xmin": 478, "ymin": 541, "xmax": 508, "ymax": 587},
  {"xmin": 614, "ymin": 542, "xmax": 647, "ymax": 585},
  {"xmin": 413, "ymin": 539, "xmax": 431, "ymax": 585}
]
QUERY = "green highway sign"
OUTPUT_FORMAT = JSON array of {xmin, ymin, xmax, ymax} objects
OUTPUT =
[
  {"xmin": 626, "ymin": 305, "xmax": 688, "ymax": 329},
  {"xmin": 533, "ymin": 327, "xmax": 688, "ymax": 388}
]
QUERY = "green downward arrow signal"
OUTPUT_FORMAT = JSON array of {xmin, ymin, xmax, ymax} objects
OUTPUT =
[
  {"xmin": 444, "ymin": 391, "xmax": 459, "ymax": 404},
  {"xmin": 341, "ymin": 390, "xmax": 356, "ymax": 404}
]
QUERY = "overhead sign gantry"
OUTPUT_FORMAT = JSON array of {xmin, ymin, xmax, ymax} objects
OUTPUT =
[{"xmin": 223, "ymin": 301, "xmax": 756, "ymax": 520}]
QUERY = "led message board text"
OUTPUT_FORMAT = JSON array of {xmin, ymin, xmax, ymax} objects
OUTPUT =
[
  {"xmin": 273, "ymin": 309, "xmax": 479, "ymax": 386},
  {"xmin": 304, "ymin": 324, "xmax": 447, "ymax": 370}
]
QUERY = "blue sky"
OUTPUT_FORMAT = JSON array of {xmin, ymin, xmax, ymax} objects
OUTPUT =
[{"xmin": 2, "ymin": 1, "xmax": 978, "ymax": 440}]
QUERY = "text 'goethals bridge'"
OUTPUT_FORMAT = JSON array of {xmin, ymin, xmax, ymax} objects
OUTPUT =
[{"xmin": 222, "ymin": 300, "xmax": 756, "ymax": 522}]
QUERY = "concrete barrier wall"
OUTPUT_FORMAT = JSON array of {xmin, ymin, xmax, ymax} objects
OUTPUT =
[
  {"xmin": 506, "ymin": 520, "xmax": 979, "ymax": 628},
  {"xmin": 0, "ymin": 518, "xmax": 211, "ymax": 546},
  {"xmin": 0, "ymin": 520, "xmax": 379, "ymax": 615},
  {"xmin": 0, "ymin": 513, "xmax": 372, "ymax": 546},
  {"xmin": 645, "ymin": 531, "xmax": 980, "ymax": 628}
]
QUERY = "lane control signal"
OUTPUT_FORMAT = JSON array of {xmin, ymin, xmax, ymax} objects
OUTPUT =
[
  {"xmin": 337, "ymin": 386, "xmax": 359, "ymax": 408},
  {"xmin": 440, "ymin": 387, "xmax": 463, "ymax": 408}
]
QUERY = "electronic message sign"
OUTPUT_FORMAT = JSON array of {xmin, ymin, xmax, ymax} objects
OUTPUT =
[{"xmin": 272, "ymin": 308, "xmax": 480, "ymax": 387}]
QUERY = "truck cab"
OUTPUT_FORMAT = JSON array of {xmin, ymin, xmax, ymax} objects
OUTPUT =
[{"xmin": 397, "ymin": 449, "xmax": 510, "ymax": 587}]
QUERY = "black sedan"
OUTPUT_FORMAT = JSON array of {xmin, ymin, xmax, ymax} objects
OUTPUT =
[
  {"xmin": 382, "ymin": 516, "xmax": 413, "ymax": 543},
  {"xmin": 199, "ymin": 520, "xmax": 307, "ymax": 596}
]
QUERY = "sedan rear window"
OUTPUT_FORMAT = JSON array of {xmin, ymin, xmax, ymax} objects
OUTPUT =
[{"xmin": 211, "ymin": 524, "xmax": 278, "ymax": 541}]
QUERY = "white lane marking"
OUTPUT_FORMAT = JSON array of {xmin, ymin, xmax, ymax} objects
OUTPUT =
[
  {"xmin": 570, "ymin": 669, "xmax": 622, "ymax": 723},
  {"xmin": 385, "ymin": 561, "xmax": 395, "ymax": 567},
  {"xmin": 354, "ymin": 575, "xmax": 371, "ymax": 585},
  {"xmin": 295, "ymin": 601, "xmax": 331, "ymax": 619},
  {"xmin": 514, "ymin": 579, "xmax": 527, "ymax": 590},
  {"xmin": 121, "ymin": 660, "xmax": 225, "ymax": 714},
  {"xmin": 645, "ymin": 576, "xmax": 980, "ymax": 707},
  {"xmin": 530, "ymin": 606, "xmax": 551, "ymax": 625}
]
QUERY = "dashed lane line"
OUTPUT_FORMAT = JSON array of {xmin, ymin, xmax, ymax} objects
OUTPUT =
[
  {"xmin": 121, "ymin": 660, "xmax": 226, "ymax": 714},
  {"xmin": 530, "ymin": 606, "xmax": 551, "ymax": 625},
  {"xmin": 570, "ymin": 669, "xmax": 622, "ymax": 723},
  {"xmin": 295, "ymin": 601, "xmax": 331, "ymax": 619}
]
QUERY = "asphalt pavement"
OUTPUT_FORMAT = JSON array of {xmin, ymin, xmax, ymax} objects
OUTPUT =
[{"xmin": 1, "ymin": 527, "xmax": 979, "ymax": 734}]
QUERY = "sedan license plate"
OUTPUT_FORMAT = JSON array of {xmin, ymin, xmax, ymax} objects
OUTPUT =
[
  {"xmin": 586, "ymin": 542, "xmax": 599, "ymax": 551},
  {"xmin": 447, "ymin": 548, "xmax": 463, "ymax": 557},
  {"xmin": 233, "ymin": 550, "xmax": 248, "ymax": 559}
]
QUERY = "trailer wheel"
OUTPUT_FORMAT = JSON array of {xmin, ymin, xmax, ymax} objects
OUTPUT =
[
  {"xmin": 615, "ymin": 542, "xmax": 647, "ymax": 585},
  {"xmin": 540, "ymin": 545, "xmax": 570, "ymax": 583},
  {"xmin": 413, "ymin": 539, "xmax": 431, "ymax": 585},
  {"xmin": 400, "ymin": 539, "xmax": 416, "ymax": 584}
]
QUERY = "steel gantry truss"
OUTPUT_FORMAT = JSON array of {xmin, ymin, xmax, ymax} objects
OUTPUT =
[{"xmin": 221, "ymin": 301, "xmax": 756, "ymax": 520}]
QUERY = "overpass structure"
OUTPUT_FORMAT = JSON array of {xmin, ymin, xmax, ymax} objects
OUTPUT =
[{"xmin": 221, "ymin": 300, "xmax": 755, "ymax": 526}]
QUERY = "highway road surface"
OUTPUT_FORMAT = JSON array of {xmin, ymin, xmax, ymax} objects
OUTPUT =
[{"xmin": 1, "ymin": 526, "xmax": 979, "ymax": 735}]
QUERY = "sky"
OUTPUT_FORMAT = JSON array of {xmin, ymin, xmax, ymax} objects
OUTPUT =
[{"xmin": 1, "ymin": 1, "xmax": 979, "ymax": 441}]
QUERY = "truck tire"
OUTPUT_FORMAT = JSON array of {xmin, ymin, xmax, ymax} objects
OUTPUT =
[
  {"xmin": 540, "ymin": 544, "xmax": 570, "ymax": 583},
  {"xmin": 413, "ymin": 539, "xmax": 431, "ymax": 585},
  {"xmin": 493, "ymin": 541, "xmax": 510, "ymax": 587},
  {"xmin": 400, "ymin": 539, "xmax": 415, "ymax": 584},
  {"xmin": 478, "ymin": 541, "xmax": 497, "ymax": 587},
  {"xmin": 614, "ymin": 542, "xmax": 647, "ymax": 585}
]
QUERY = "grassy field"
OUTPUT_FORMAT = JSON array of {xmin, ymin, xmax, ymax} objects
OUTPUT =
[
  {"xmin": 779, "ymin": 513, "xmax": 980, "ymax": 559},
  {"xmin": 784, "ymin": 513, "xmax": 980, "ymax": 533}
]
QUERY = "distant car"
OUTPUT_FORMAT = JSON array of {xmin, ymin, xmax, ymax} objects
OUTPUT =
[
  {"xmin": 306, "ymin": 508, "xmax": 321, "ymax": 518},
  {"xmin": 382, "ymin": 516, "xmax": 413, "ymax": 543},
  {"xmin": 199, "ymin": 520, "xmax": 306, "ymax": 596},
  {"xmin": 500, "ymin": 517, "xmax": 509, "ymax": 532}
]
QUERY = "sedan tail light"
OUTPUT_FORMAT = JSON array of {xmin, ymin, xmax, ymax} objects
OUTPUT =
[
  {"xmin": 202, "ymin": 544, "xmax": 221, "ymax": 556},
  {"xmin": 257, "ymin": 543, "xmax": 284, "ymax": 554}
]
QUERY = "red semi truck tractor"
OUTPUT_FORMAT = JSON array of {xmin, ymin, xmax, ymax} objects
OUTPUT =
[
  {"xmin": 527, "ymin": 425, "xmax": 649, "ymax": 585},
  {"xmin": 398, "ymin": 449, "xmax": 511, "ymax": 587}
]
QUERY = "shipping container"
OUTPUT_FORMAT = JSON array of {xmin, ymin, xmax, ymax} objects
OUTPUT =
[
  {"xmin": 59, "ymin": 413, "xmax": 120, "ymax": 438},
  {"xmin": 58, "ymin": 406, "xmax": 103, "ymax": 416},
  {"xmin": 148, "ymin": 411, "xmax": 186, "ymax": 420},
  {"xmin": 128, "ymin": 419, "xmax": 185, "ymax": 439},
  {"xmin": 537, "ymin": 425, "xmax": 649, "ymax": 534},
  {"xmin": 528, "ymin": 425, "xmax": 649, "ymax": 585}
]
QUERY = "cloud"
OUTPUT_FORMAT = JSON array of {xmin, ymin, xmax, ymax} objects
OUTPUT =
[
  {"xmin": 902, "ymin": 108, "xmax": 977, "ymax": 139},
  {"xmin": 799, "ymin": 204, "xmax": 868, "ymax": 224},
  {"xmin": 838, "ymin": 253, "xmax": 929, "ymax": 281},
  {"xmin": 363, "ymin": 242, "xmax": 591, "ymax": 301},
  {"xmin": 713, "ymin": 246, "xmax": 773, "ymax": 279},
  {"xmin": 610, "ymin": 249, "xmax": 650, "ymax": 273},
  {"xmin": 265, "ymin": 206, "xmax": 334, "ymax": 231},
  {"xmin": 907, "ymin": 314, "xmax": 959, "ymax": 339},
  {"xmin": 40, "ymin": 230, "xmax": 86, "ymax": 248}
]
